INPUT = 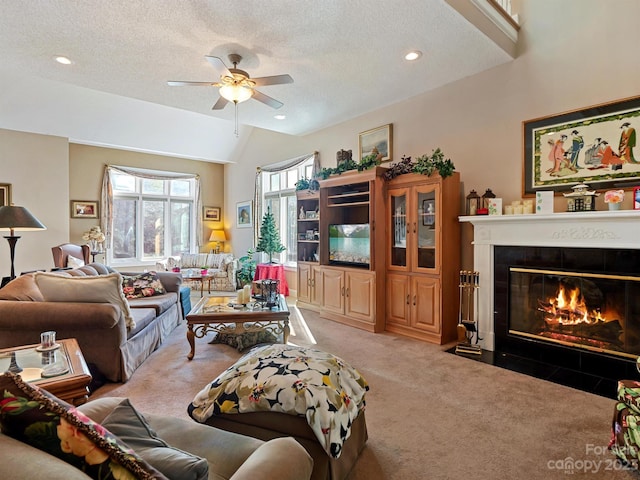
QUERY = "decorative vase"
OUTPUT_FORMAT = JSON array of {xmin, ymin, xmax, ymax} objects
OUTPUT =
[{"xmin": 608, "ymin": 203, "xmax": 621, "ymax": 211}]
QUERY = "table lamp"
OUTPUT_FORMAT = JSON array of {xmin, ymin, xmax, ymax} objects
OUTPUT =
[
  {"xmin": 0, "ymin": 205, "xmax": 47, "ymax": 280},
  {"xmin": 209, "ymin": 230, "xmax": 226, "ymax": 254}
]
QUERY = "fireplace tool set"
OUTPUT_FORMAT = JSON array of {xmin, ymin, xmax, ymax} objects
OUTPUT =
[{"xmin": 456, "ymin": 270, "xmax": 482, "ymax": 355}]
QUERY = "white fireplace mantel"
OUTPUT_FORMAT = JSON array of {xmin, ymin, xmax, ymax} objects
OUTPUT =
[{"xmin": 459, "ymin": 210, "xmax": 640, "ymax": 351}]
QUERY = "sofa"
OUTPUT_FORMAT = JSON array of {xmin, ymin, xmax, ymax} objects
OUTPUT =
[
  {"xmin": 0, "ymin": 394, "xmax": 314, "ymax": 480},
  {"xmin": 156, "ymin": 253, "xmax": 238, "ymax": 292},
  {"xmin": 0, "ymin": 263, "xmax": 182, "ymax": 383}
]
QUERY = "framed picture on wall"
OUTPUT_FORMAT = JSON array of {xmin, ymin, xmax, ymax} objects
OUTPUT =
[
  {"xmin": 523, "ymin": 94, "xmax": 640, "ymax": 195},
  {"xmin": 0, "ymin": 183, "xmax": 11, "ymax": 207},
  {"xmin": 203, "ymin": 206, "xmax": 221, "ymax": 221},
  {"xmin": 71, "ymin": 200, "xmax": 99, "ymax": 218},
  {"xmin": 359, "ymin": 123, "xmax": 392, "ymax": 162},
  {"xmin": 236, "ymin": 201, "xmax": 253, "ymax": 228}
]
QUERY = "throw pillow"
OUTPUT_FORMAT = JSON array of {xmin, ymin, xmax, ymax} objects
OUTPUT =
[
  {"xmin": 34, "ymin": 272, "xmax": 135, "ymax": 330},
  {"xmin": 0, "ymin": 273, "xmax": 45, "ymax": 301},
  {"xmin": 67, "ymin": 256, "xmax": 86, "ymax": 268},
  {"xmin": 101, "ymin": 399, "xmax": 208, "ymax": 480},
  {"xmin": 210, "ymin": 327, "xmax": 278, "ymax": 351},
  {"xmin": 121, "ymin": 272, "xmax": 167, "ymax": 299},
  {"xmin": 0, "ymin": 373, "xmax": 167, "ymax": 479}
]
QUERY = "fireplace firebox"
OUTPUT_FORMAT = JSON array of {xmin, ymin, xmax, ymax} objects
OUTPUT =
[{"xmin": 494, "ymin": 246, "xmax": 640, "ymax": 382}]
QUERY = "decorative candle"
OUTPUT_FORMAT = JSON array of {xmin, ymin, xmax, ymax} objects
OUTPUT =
[
  {"xmin": 514, "ymin": 205, "xmax": 524, "ymax": 215},
  {"xmin": 237, "ymin": 289, "xmax": 245, "ymax": 304},
  {"xmin": 243, "ymin": 284, "xmax": 252, "ymax": 303},
  {"xmin": 504, "ymin": 205, "xmax": 514, "ymax": 215}
]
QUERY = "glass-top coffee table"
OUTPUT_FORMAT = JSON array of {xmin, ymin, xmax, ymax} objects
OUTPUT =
[
  {"xmin": 186, "ymin": 294, "xmax": 290, "ymax": 360},
  {"xmin": 0, "ymin": 338, "xmax": 92, "ymax": 405}
]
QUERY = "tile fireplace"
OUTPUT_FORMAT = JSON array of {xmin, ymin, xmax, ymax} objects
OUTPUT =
[{"xmin": 460, "ymin": 211, "xmax": 640, "ymax": 389}]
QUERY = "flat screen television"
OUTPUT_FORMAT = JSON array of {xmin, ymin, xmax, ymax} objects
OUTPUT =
[{"xmin": 328, "ymin": 224, "xmax": 370, "ymax": 268}]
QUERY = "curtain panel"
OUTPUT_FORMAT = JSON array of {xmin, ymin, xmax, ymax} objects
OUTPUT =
[
  {"xmin": 100, "ymin": 165, "xmax": 202, "ymax": 253},
  {"xmin": 253, "ymin": 151, "xmax": 319, "ymax": 245}
]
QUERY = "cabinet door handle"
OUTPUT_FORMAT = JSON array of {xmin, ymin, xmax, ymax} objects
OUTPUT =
[
  {"xmin": 312, "ymin": 279, "xmax": 315, "ymax": 287},
  {"xmin": 413, "ymin": 222, "xmax": 417, "ymax": 233},
  {"xmin": 406, "ymin": 294, "xmax": 410, "ymax": 305},
  {"xmin": 345, "ymin": 288, "xmax": 350, "ymax": 297},
  {"xmin": 413, "ymin": 295, "xmax": 417, "ymax": 306},
  {"xmin": 341, "ymin": 286, "xmax": 345, "ymax": 296}
]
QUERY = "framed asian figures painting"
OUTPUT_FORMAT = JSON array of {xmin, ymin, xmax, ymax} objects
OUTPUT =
[
  {"xmin": 523, "ymin": 95, "xmax": 640, "ymax": 195},
  {"xmin": 359, "ymin": 124, "xmax": 392, "ymax": 162}
]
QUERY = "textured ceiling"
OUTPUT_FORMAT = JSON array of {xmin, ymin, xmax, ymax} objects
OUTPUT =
[{"xmin": 0, "ymin": 0, "xmax": 513, "ymax": 137}]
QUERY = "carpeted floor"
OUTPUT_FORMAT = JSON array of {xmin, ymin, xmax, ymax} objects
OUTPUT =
[{"xmin": 92, "ymin": 305, "xmax": 634, "ymax": 479}]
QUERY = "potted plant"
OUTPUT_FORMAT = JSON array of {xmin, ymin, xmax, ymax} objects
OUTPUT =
[{"xmin": 236, "ymin": 249, "xmax": 257, "ymax": 288}]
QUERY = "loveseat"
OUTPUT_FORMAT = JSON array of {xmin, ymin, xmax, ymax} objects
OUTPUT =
[
  {"xmin": 156, "ymin": 253, "xmax": 238, "ymax": 291},
  {"xmin": 0, "ymin": 394, "xmax": 314, "ymax": 480},
  {"xmin": 0, "ymin": 263, "xmax": 182, "ymax": 383}
]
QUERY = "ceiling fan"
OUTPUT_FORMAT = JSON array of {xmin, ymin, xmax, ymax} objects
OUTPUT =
[{"xmin": 167, "ymin": 54, "xmax": 293, "ymax": 110}]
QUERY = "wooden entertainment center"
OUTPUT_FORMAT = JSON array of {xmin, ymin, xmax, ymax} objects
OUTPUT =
[{"xmin": 297, "ymin": 167, "xmax": 461, "ymax": 344}]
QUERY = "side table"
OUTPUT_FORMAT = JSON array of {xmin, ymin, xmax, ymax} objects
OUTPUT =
[
  {"xmin": 254, "ymin": 263, "xmax": 290, "ymax": 296},
  {"xmin": 0, "ymin": 338, "xmax": 92, "ymax": 405}
]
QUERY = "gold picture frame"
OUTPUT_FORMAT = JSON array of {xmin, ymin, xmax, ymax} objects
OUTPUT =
[
  {"xmin": 359, "ymin": 123, "xmax": 392, "ymax": 162},
  {"xmin": 0, "ymin": 183, "xmax": 11, "ymax": 207},
  {"xmin": 71, "ymin": 200, "xmax": 99, "ymax": 218},
  {"xmin": 203, "ymin": 206, "xmax": 221, "ymax": 221}
]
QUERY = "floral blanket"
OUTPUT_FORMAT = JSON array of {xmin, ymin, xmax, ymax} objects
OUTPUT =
[{"xmin": 190, "ymin": 344, "xmax": 369, "ymax": 458}]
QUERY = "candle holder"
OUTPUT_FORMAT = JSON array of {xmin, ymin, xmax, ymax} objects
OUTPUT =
[{"xmin": 257, "ymin": 279, "xmax": 280, "ymax": 308}]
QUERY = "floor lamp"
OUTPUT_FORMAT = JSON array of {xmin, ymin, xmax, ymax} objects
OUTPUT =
[{"xmin": 0, "ymin": 205, "xmax": 46, "ymax": 281}]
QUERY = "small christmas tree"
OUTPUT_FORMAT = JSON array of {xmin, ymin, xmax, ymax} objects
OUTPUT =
[{"xmin": 256, "ymin": 207, "xmax": 286, "ymax": 263}]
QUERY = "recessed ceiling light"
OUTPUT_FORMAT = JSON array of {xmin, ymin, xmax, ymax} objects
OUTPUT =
[
  {"xmin": 54, "ymin": 56, "xmax": 72, "ymax": 65},
  {"xmin": 404, "ymin": 50, "xmax": 422, "ymax": 61},
  {"xmin": 274, "ymin": 114, "xmax": 286, "ymax": 120}
]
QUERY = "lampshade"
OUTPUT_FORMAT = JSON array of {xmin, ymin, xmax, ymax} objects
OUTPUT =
[
  {"xmin": 219, "ymin": 84, "xmax": 253, "ymax": 104},
  {"xmin": 209, "ymin": 230, "xmax": 227, "ymax": 243},
  {"xmin": 0, "ymin": 205, "xmax": 47, "ymax": 234}
]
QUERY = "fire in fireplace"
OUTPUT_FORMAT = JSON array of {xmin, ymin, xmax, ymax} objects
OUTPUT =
[{"xmin": 508, "ymin": 268, "xmax": 640, "ymax": 359}]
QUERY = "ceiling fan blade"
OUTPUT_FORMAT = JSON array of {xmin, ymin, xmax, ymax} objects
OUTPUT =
[
  {"xmin": 252, "ymin": 90, "xmax": 284, "ymax": 109},
  {"xmin": 167, "ymin": 81, "xmax": 216, "ymax": 87},
  {"xmin": 205, "ymin": 56, "xmax": 232, "ymax": 78},
  {"xmin": 212, "ymin": 95, "xmax": 229, "ymax": 110},
  {"xmin": 252, "ymin": 74, "xmax": 294, "ymax": 87}
]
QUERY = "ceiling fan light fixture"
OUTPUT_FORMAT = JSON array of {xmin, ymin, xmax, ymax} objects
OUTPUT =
[{"xmin": 219, "ymin": 84, "xmax": 253, "ymax": 104}]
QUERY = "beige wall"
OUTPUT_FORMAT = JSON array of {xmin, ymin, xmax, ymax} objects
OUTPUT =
[
  {"xmin": 0, "ymin": 128, "xmax": 69, "ymax": 277},
  {"xmin": 69, "ymin": 144, "xmax": 226, "ymax": 257},
  {"xmin": 226, "ymin": 0, "xmax": 640, "ymax": 275}
]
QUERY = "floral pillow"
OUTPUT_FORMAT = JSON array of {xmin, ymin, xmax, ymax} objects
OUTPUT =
[
  {"xmin": 0, "ymin": 373, "xmax": 167, "ymax": 479},
  {"xmin": 122, "ymin": 272, "xmax": 166, "ymax": 300}
]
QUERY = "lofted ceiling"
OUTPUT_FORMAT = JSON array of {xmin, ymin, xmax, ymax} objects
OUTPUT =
[{"xmin": 0, "ymin": 0, "xmax": 516, "ymax": 159}]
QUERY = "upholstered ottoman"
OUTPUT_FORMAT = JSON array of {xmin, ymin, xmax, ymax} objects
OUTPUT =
[{"xmin": 188, "ymin": 344, "xmax": 369, "ymax": 480}]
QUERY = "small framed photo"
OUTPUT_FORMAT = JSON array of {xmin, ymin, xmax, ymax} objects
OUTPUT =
[
  {"xmin": 422, "ymin": 200, "xmax": 435, "ymax": 226},
  {"xmin": 236, "ymin": 201, "xmax": 253, "ymax": 228},
  {"xmin": 204, "ymin": 206, "xmax": 221, "ymax": 221},
  {"xmin": 0, "ymin": 183, "xmax": 11, "ymax": 207},
  {"xmin": 359, "ymin": 123, "xmax": 392, "ymax": 162},
  {"xmin": 634, "ymin": 187, "xmax": 640, "ymax": 210},
  {"xmin": 298, "ymin": 233, "xmax": 307, "ymax": 241},
  {"xmin": 71, "ymin": 200, "xmax": 98, "ymax": 218},
  {"xmin": 306, "ymin": 230, "xmax": 314, "ymax": 240}
]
